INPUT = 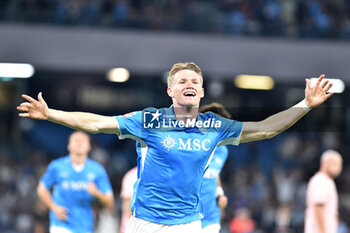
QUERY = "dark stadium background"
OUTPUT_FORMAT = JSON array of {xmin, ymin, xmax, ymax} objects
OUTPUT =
[{"xmin": 0, "ymin": 1, "xmax": 349, "ymax": 232}]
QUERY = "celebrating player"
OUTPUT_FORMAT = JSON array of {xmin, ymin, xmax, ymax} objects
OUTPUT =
[{"xmin": 18, "ymin": 62, "xmax": 333, "ymax": 233}]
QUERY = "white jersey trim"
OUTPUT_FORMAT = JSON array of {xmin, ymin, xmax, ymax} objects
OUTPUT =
[
  {"xmin": 139, "ymin": 141, "xmax": 148, "ymax": 172},
  {"xmin": 204, "ymin": 146, "xmax": 218, "ymax": 171}
]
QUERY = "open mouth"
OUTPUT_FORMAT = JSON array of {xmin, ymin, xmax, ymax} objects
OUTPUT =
[{"xmin": 183, "ymin": 91, "xmax": 196, "ymax": 97}]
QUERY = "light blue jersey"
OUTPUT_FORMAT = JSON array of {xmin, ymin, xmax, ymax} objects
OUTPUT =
[
  {"xmin": 200, "ymin": 146, "xmax": 228, "ymax": 228},
  {"xmin": 40, "ymin": 156, "xmax": 113, "ymax": 233},
  {"xmin": 115, "ymin": 106, "xmax": 242, "ymax": 225}
]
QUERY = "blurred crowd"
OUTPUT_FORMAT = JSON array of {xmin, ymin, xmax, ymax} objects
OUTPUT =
[
  {"xmin": 1, "ymin": 0, "xmax": 350, "ymax": 39},
  {"xmin": 0, "ymin": 130, "xmax": 349, "ymax": 233}
]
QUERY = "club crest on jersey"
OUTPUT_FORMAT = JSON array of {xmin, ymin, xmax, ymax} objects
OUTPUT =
[
  {"xmin": 161, "ymin": 136, "xmax": 177, "ymax": 151},
  {"xmin": 59, "ymin": 171, "xmax": 69, "ymax": 178},
  {"xmin": 161, "ymin": 136, "xmax": 211, "ymax": 151},
  {"xmin": 87, "ymin": 173, "xmax": 95, "ymax": 181}
]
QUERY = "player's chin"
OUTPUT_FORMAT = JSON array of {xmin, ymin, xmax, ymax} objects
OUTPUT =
[
  {"xmin": 182, "ymin": 102, "xmax": 199, "ymax": 108},
  {"xmin": 182, "ymin": 97, "xmax": 200, "ymax": 106}
]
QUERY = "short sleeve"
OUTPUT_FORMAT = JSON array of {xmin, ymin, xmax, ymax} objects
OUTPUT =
[
  {"xmin": 216, "ymin": 116, "xmax": 243, "ymax": 146},
  {"xmin": 95, "ymin": 166, "xmax": 113, "ymax": 195},
  {"xmin": 115, "ymin": 111, "xmax": 149, "ymax": 140},
  {"xmin": 40, "ymin": 162, "xmax": 57, "ymax": 189},
  {"xmin": 308, "ymin": 176, "xmax": 329, "ymax": 205}
]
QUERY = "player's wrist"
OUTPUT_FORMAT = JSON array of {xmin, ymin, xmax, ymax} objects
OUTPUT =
[
  {"xmin": 46, "ymin": 108, "xmax": 54, "ymax": 120},
  {"xmin": 50, "ymin": 202, "xmax": 59, "ymax": 211},
  {"xmin": 295, "ymin": 99, "xmax": 312, "ymax": 112}
]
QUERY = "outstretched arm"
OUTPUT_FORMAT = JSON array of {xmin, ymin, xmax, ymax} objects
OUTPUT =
[
  {"xmin": 17, "ymin": 92, "xmax": 120, "ymax": 134},
  {"xmin": 240, "ymin": 74, "xmax": 333, "ymax": 143}
]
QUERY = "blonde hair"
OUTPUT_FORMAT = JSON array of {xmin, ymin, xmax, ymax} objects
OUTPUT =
[{"xmin": 167, "ymin": 62, "xmax": 203, "ymax": 87}]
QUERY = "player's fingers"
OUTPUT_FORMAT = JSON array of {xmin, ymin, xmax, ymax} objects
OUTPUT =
[
  {"xmin": 316, "ymin": 74, "xmax": 325, "ymax": 86},
  {"xmin": 306, "ymin": 79, "xmax": 311, "ymax": 90},
  {"xmin": 22, "ymin": 94, "xmax": 35, "ymax": 103},
  {"xmin": 58, "ymin": 209, "xmax": 67, "ymax": 218},
  {"xmin": 38, "ymin": 92, "xmax": 46, "ymax": 104},
  {"xmin": 19, "ymin": 113, "xmax": 29, "ymax": 117},
  {"xmin": 324, "ymin": 83, "xmax": 333, "ymax": 93},
  {"xmin": 17, "ymin": 105, "xmax": 29, "ymax": 112},
  {"xmin": 20, "ymin": 102, "xmax": 31, "ymax": 108},
  {"xmin": 59, "ymin": 213, "xmax": 67, "ymax": 221},
  {"xmin": 321, "ymin": 80, "xmax": 329, "ymax": 89},
  {"xmin": 326, "ymin": 92, "xmax": 334, "ymax": 99}
]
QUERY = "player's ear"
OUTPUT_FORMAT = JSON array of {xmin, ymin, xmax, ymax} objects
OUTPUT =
[
  {"xmin": 200, "ymin": 88, "xmax": 204, "ymax": 98},
  {"xmin": 167, "ymin": 87, "xmax": 173, "ymax": 98}
]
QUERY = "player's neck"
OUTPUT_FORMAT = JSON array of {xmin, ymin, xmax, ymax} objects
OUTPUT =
[
  {"xmin": 319, "ymin": 169, "xmax": 332, "ymax": 179},
  {"xmin": 70, "ymin": 154, "xmax": 87, "ymax": 166},
  {"xmin": 173, "ymin": 104, "xmax": 198, "ymax": 122}
]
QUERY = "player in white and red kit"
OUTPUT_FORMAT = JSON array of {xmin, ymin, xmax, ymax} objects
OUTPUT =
[{"xmin": 305, "ymin": 150, "xmax": 343, "ymax": 233}]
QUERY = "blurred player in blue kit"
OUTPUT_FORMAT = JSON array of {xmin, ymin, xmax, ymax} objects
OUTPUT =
[
  {"xmin": 37, "ymin": 131, "xmax": 114, "ymax": 233},
  {"xmin": 199, "ymin": 103, "xmax": 231, "ymax": 233},
  {"xmin": 18, "ymin": 62, "xmax": 333, "ymax": 233}
]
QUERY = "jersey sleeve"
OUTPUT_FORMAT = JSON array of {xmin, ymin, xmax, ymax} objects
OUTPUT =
[
  {"xmin": 95, "ymin": 165, "xmax": 113, "ymax": 195},
  {"xmin": 216, "ymin": 116, "xmax": 243, "ymax": 146},
  {"xmin": 308, "ymin": 176, "xmax": 329, "ymax": 205},
  {"xmin": 40, "ymin": 161, "xmax": 57, "ymax": 189},
  {"xmin": 115, "ymin": 111, "xmax": 149, "ymax": 140}
]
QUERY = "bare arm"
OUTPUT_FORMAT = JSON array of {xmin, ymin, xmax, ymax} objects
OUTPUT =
[
  {"xmin": 217, "ymin": 177, "xmax": 228, "ymax": 209},
  {"xmin": 87, "ymin": 182, "xmax": 115, "ymax": 208},
  {"xmin": 17, "ymin": 92, "xmax": 120, "ymax": 134},
  {"xmin": 122, "ymin": 197, "xmax": 132, "ymax": 219},
  {"xmin": 315, "ymin": 204, "xmax": 327, "ymax": 233},
  {"xmin": 240, "ymin": 103, "xmax": 308, "ymax": 143},
  {"xmin": 37, "ymin": 183, "xmax": 68, "ymax": 221},
  {"xmin": 240, "ymin": 74, "xmax": 333, "ymax": 143}
]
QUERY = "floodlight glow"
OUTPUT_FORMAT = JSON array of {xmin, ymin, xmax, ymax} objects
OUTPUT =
[
  {"xmin": 234, "ymin": 75, "xmax": 274, "ymax": 90},
  {"xmin": 310, "ymin": 78, "xmax": 345, "ymax": 93},
  {"xmin": 0, "ymin": 63, "xmax": 35, "ymax": 78},
  {"xmin": 107, "ymin": 68, "xmax": 130, "ymax": 82}
]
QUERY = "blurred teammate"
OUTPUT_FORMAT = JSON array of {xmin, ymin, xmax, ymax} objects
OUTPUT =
[
  {"xmin": 120, "ymin": 166, "xmax": 138, "ymax": 233},
  {"xmin": 18, "ymin": 62, "xmax": 333, "ymax": 233},
  {"xmin": 37, "ymin": 131, "xmax": 114, "ymax": 233},
  {"xmin": 304, "ymin": 150, "xmax": 343, "ymax": 233},
  {"xmin": 199, "ymin": 103, "xmax": 230, "ymax": 233}
]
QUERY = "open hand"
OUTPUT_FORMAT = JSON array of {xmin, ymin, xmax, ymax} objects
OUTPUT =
[
  {"xmin": 17, "ymin": 92, "xmax": 49, "ymax": 120},
  {"xmin": 305, "ymin": 74, "xmax": 333, "ymax": 108}
]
